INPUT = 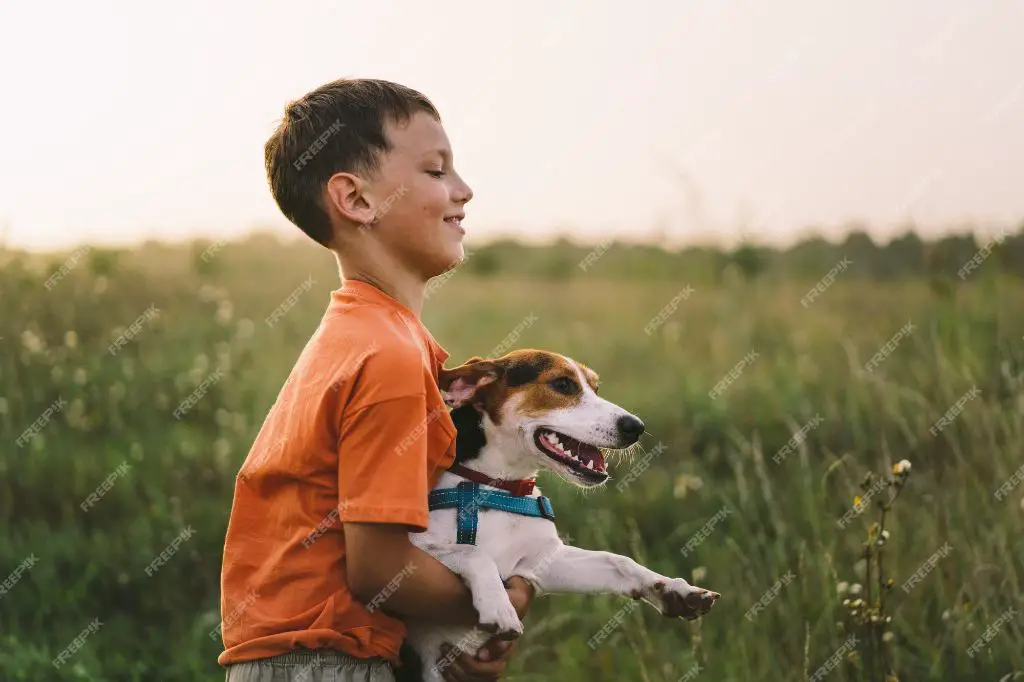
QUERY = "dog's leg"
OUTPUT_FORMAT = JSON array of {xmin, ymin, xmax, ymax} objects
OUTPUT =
[
  {"xmin": 422, "ymin": 544, "xmax": 524, "ymax": 637},
  {"xmin": 530, "ymin": 545, "xmax": 720, "ymax": 620}
]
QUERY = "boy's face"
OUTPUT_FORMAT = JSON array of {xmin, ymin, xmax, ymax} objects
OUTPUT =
[{"xmin": 360, "ymin": 111, "xmax": 473, "ymax": 279}]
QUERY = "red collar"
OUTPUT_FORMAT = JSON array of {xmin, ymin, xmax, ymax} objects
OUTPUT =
[{"xmin": 447, "ymin": 463, "xmax": 537, "ymax": 497}]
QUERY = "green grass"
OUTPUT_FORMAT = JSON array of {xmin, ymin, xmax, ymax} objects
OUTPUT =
[{"xmin": 2, "ymin": 240, "xmax": 1023, "ymax": 681}]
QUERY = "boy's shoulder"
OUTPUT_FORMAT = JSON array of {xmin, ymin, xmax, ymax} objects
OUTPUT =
[
  {"xmin": 317, "ymin": 301, "xmax": 435, "ymax": 403},
  {"xmin": 323, "ymin": 299, "xmax": 429, "ymax": 364}
]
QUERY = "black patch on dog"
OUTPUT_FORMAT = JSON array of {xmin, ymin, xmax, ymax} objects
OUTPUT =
[
  {"xmin": 395, "ymin": 642, "xmax": 424, "ymax": 682},
  {"xmin": 451, "ymin": 404, "xmax": 486, "ymax": 463},
  {"xmin": 505, "ymin": 356, "xmax": 550, "ymax": 387}
]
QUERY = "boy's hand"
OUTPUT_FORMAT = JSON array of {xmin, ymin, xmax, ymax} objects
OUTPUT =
[
  {"xmin": 478, "ymin": 576, "xmax": 533, "ymax": 661},
  {"xmin": 504, "ymin": 575, "xmax": 535, "ymax": 620},
  {"xmin": 438, "ymin": 576, "xmax": 535, "ymax": 681}
]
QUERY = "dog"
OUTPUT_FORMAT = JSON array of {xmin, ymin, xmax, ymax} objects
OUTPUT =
[{"xmin": 397, "ymin": 349, "xmax": 720, "ymax": 682}]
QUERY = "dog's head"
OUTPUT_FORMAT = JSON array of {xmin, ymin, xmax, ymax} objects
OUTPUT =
[{"xmin": 438, "ymin": 349, "xmax": 645, "ymax": 488}]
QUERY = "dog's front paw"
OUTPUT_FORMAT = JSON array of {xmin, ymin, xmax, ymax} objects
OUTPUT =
[
  {"xmin": 652, "ymin": 578, "xmax": 720, "ymax": 620},
  {"xmin": 473, "ymin": 591, "xmax": 524, "ymax": 638}
]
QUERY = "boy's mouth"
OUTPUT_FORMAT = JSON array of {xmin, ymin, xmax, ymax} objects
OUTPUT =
[{"xmin": 444, "ymin": 214, "xmax": 464, "ymax": 229}]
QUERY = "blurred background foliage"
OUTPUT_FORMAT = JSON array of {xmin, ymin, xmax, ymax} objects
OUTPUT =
[{"xmin": 2, "ymin": 225, "xmax": 1023, "ymax": 681}]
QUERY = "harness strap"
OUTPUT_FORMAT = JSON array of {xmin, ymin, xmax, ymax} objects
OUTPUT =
[
  {"xmin": 428, "ymin": 481, "xmax": 556, "ymax": 545},
  {"xmin": 456, "ymin": 481, "xmax": 478, "ymax": 545}
]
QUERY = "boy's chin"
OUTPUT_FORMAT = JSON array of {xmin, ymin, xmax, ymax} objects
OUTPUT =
[{"xmin": 429, "ymin": 244, "xmax": 466, "ymax": 276}]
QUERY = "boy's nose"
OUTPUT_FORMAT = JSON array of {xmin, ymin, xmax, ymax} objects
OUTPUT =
[{"xmin": 452, "ymin": 172, "xmax": 473, "ymax": 204}]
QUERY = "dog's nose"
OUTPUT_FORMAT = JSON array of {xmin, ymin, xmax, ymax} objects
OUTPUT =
[{"xmin": 616, "ymin": 415, "xmax": 645, "ymax": 441}]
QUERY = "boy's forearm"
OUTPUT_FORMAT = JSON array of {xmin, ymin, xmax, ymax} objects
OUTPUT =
[
  {"xmin": 377, "ymin": 545, "xmax": 483, "ymax": 625},
  {"xmin": 345, "ymin": 523, "xmax": 480, "ymax": 626}
]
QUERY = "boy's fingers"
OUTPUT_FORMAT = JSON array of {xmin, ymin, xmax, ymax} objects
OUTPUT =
[
  {"xmin": 438, "ymin": 633, "xmax": 516, "ymax": 678},
  {"xmin": 477, "ymin": 637, "xmax": 514, "ymax": 662},
  {"xmin": 440, "ymin": 660, "xmax": 462, "ymax": 682},
  {"xmin": 439, "ymin": 645, "xmax": 462, "ymax": 681},
  {"xmin": 463, "ymin": 659, "xmax": 505, "ymax": 681},
  {"xmin": 441, "ymin": 659, "xmax": 465, "ymax": 682},
  {"xmin": 442, "ymin": 653, "xmax": 504, "ymax": 682},
  {"xmin": 439, "ymin": 649, "xmax": 467, "ymax": 682}
]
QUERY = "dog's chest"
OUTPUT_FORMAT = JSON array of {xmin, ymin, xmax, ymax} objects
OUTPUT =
[{"xmin": 414, "ymin": 503, "xmax": 559, "ymax": 577}]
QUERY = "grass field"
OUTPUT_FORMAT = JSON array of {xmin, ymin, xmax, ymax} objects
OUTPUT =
[{"xmin": 2, "ymin": 237, "xmax": 1023, "ymax": 681}]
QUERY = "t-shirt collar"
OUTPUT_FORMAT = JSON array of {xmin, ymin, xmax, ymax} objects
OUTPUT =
[{"xmin": 339, "ymin": 279, "xmax": 450, "ymax": 366}]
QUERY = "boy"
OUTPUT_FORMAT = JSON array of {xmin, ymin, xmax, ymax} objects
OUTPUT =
[{"xmin": 218, "ymin": 79, "xmax": 534, "ymax": 682}]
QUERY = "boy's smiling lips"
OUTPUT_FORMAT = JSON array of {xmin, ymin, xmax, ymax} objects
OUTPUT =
[{"xmin": 444, "ymin": 213, "xmax": 465, "ymax": 233}]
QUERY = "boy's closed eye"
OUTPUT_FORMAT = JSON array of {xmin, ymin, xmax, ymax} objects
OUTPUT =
[{"xmin": 423, "ymin": 148, "xmax": 451, "ymax": 178}]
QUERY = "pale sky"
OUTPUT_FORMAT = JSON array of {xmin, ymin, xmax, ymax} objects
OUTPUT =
[{"xmin": 1, "ymin": 0, "xmax": 1022, "ymax": 252}]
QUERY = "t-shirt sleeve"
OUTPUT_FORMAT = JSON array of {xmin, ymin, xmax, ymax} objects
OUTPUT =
[{"xmin": 337, "ymin": 393, "xmax": 435, "ymax": 531}]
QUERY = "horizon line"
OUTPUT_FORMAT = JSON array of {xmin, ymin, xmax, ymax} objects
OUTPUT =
[{"xmin": 1, "ymin": 217, "xmax": 1021, "ymax": 256}]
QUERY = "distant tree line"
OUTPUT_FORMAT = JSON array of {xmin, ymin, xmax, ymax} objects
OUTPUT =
[
  {"xmin": 457, "ymin": 224, "xmax": 1024, "ymax": 283},
  {"xmin": 7, "ymin": 223, "xmax": 1022, "ymax": 286}
]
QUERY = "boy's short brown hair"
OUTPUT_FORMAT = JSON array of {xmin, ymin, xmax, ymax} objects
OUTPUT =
[{"xmin": 264, "ymin": 78, "xmax": 440, "ymax": 247}]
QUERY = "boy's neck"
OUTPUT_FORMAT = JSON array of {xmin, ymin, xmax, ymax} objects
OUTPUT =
[{"xmin": 336, "ymin": 254, "xmax": 426, "ymax": 318}]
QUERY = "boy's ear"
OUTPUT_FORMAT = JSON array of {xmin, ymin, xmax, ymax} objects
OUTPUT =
[
  {"xmin": 325, "ymin": 173, "xmax": 376, "ymax": 228},
  {"xmin": 439, "ymin": 357, "xmax": 503, "ymax": 409}
]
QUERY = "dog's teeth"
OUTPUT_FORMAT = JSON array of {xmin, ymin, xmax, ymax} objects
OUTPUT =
[{"xmin": 585, "ymin": 460, "xmax": 594, "ymax": 469}]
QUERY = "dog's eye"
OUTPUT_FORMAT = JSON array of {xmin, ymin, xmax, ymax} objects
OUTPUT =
[{"xmin": 549, "ymin": 377, "xmax": 578, "ymax": 395}]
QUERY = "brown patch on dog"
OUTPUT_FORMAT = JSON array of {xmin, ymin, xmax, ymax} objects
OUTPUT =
[
  {"xmin": 576, "ymin": 362, "xmax": 601, "ymax": 393},
  {"xmin": 468, "ymin": 349, "xmax": 588, "ymax": 426}
]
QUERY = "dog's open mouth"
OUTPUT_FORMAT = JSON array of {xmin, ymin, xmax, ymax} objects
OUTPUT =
[{"xmin": 534, "ymin": 428, "xmax": 609, "ymax": 483}]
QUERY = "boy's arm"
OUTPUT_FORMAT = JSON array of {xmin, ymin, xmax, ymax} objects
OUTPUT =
[
  {"xmin": 345, "ymin": 522, "xmax": 534, "ymax": 626},
  {"xmin": 344, "ymin": 521, "xmax": 478, "ymax": 625}
]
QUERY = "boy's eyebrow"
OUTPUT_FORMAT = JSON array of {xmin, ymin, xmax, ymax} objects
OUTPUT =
[{"xmin": 423, "ymin": 148, "xmax": 451, "ymax": 162}]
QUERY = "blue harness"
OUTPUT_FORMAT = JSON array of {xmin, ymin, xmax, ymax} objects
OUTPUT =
[{"xmin": 427, "ymin": 481, "xmax": 556, "ymax": 545}]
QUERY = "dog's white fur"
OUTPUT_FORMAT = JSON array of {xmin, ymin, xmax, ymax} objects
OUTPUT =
[{"xmin": 403, "ymin": 353, "xmax": 719, "ymax": 682}]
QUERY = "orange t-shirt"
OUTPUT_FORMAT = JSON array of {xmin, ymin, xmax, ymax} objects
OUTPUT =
[{"xmin": 217, "ymin": 279, "xmax": 457, "ymax": 666}]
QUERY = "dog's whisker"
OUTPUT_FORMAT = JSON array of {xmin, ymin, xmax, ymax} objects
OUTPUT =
[{"xmin": 622, "ymin": 441, "xmax": 643, "ymax": 465}]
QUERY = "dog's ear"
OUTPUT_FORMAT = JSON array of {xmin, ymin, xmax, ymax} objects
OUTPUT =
[{"xmin": 438, "ymin": 357, "xmax": 503, "ymax": 409}]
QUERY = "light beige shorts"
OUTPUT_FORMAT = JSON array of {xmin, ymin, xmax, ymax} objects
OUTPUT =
[{"xmin": 224, "ymin": 648, "xmax": 395, "ymax": 682}]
